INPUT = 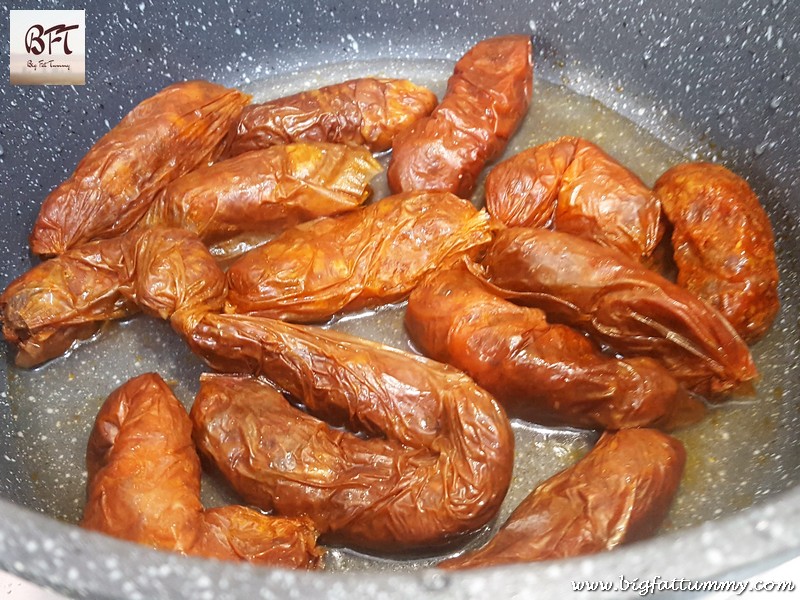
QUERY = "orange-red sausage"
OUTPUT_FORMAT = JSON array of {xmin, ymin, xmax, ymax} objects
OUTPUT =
[
  {"xmin": 186, "ymin": 315, "xmax": 514, "ymax": 552},
  {"xmin": 485, "ymin": 137, "xmax": 663, "ymax": 260},
  {"xmin": 82, "ymin": 372, "xmax": 323, "ymax": 568},
  {"xmin": 439, "ymin": 429, "xmax": 685, "ymax": 568},
  {"xmin": 388, "ymin": 35, "xmax": 533, "ymax": 197},
  {"xmin": 654, "ymin": 162, "xmax": 779, "ymax": 342},
  {"xmin": 140, "ymin": 143, "xmax": 381, "ymax": 258},
  {"xmin": 227, "ymin": 78, "xmax": 437, "ymax": 156},
  {"xmin": 30, "ymin": 81, "xmax": 249, "ymax": 256},
  {"xmin": 406, "ymin": 262, "xmax": 704, "ymax": 429},
  {"xmin": 482, "ymin": 227, "xmax": 757, "ymax": 397},
  {"xmin": 1, "ymin": 227, "xmax": 226, "ymax": 367},
  {"xmin": 225, "ymin": 191, "xmax": 491, "ymax": 322}
]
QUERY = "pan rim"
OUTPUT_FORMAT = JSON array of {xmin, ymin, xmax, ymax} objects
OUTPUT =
[{"xmin": 1, "ymin": 485, "xmax": 798, "ymax": 599}]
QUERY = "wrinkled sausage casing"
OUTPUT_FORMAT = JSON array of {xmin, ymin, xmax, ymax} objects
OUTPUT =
[
  {"xmin": 1, "ymin": 227, "xmax": 226, "ymax": 367},
  {"xmin": 654, "ymin": 162, "xmax": 779, "ymax": 343},
  {"xmin": 440, "ymin": 429, "xmax": 685, "ymax": 568},
  {"xmin": 186, "ymin": 314, "xmax": 514, "ymax": 552},
  {"xmin": 194, "ymin": 506, "xmax": 322, "ymax": 566},
  {"xmin": 227, "ymin": 78, "xmax": 438, "ymax": 156},
  {"xmin": 482, "ymin": 228, "xmax": 757, "ymax": 397},
  {"xmin": 0, "ymin": 237, "xmax": 136, "ymax": 367},
  {"xmin": 82, "ymin": 372, "xmax": 323, "ymax": 568},
  {"xmin": 30, "ymin": 81, "xmax": 250, "ymax": 256},
  {"xmin": 405, "ymin": 261, "xmax": 704, "ymax": 430},
  {"xmin": 141, "ymin": 143, "xmax": 382, "ymax": 254},
  {"xmin": 117, "ymin": 228, "xmax": 227, "ymax": 327},
  {"xmin": 388, "ymin": 35, "xmax": 533, "ymax": 197},
  {"xmin": 484, "ymin": 138, "xmax": 575, "ymax": 228},
  {"xmin": 485, "ymin": 137, "xmax": 663, "ymax": 260},
  {"xmin": 83, "ymin": 373, "xmax": 202, "ymax": 553},
  {"xmin": 225, "ymin": 191, "xmax": 492, "ymax": 322}
]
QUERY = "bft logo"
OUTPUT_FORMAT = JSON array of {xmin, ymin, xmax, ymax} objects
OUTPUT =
[
  {"xmin": 10, "ymin": 10, "xmax": 85, "ymax": 85},
  {"xmin": 25, "ymin": 23, "xmax": 81, "ymax": 56}
]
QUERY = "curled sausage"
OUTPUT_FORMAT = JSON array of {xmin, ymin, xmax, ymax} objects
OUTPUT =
[
  {"xmin": 140, "ymin": 143, "xmax": 381, "ymax": 258},
  {"xmin": 1, "ymin": 227, "xmax": 226, "ymax": 367},
  {"xmin": 225, "ymin": 191, "xmax": 492, "ymax": 322},
  {"xmin": 388, "ymin": 35, "xmax": 533, "ymax": 197},
  {"xmin": 185, "ymin": 314, "xmax": 514, "ymax": 552},
  {"xmin": 654, "ymin": 162, "xmax": 779, "ymax": 342},
  {"xmin": 482, "ymin": 228, "xmax": 757, "ymax": 397},
  {"xmin": 30, "ymin": 81, "xmax": 250, "ymax": 256},
  {"xmin": 485, "ymin": 137, "xmax": 663, "ymax": 260},
  {"xmin": 227, "ymin": 78, "xmax": 438, "ymax": 156},
  {"xmin": 405, "ymin": 261, "xmax": 704, "ymax": 429},
  {"xmin": 82, "ymin": 372, "xmax": 323, "ymax": 568},
  {"xmin": 439, "ymin": 429, "xmax": 685, "ymax": 568}
]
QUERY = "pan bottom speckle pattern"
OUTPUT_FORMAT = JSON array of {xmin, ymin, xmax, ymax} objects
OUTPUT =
[{"xmin": 1, "ymin": 58, "xmax": 798, "ymax": 573}]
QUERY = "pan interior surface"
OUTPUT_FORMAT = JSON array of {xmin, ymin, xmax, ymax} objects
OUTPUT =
[
  {"xmin": 1, "ymin": 57, "xmax": 798, "ymax": 574},
  {"xmin": 0, "ymin": 0, "xmax": 798, "ymax": 596}
]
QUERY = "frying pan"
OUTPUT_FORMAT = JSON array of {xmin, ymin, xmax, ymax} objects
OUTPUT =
[{"xmin": 1, "ymin": 0, "xmax": 799, "ymax": 597}]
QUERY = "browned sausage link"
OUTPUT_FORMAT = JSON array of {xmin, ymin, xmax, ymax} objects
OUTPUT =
[
  {"xmin": 388, "ymin": 35, "xmax": 533, "ymax": 197},
  {"xmin": 405, "ymin": 261, "xmax": 705, "ymax": 429},
  {"xmin": 0, "ymin": 236, "xmax": 135, "ymax": 367},
  {"xmin": 485, "ymin": 137, "xmax": 663, "ymax": 260},
  {"xmin": 185, "ymin": 314, "xmax": 515, "ymax": 552},
  {"xmin": 484, "ymin": 137, "xmax": 576, "ymax": 228},
  {"xmin": 118, "ymin": 228, "xmax": 227, "ymax": 328},
  {"xmin": 193, "ymin": 506, "xmax": 322, "ymax": 566},
  {"xmin": 482, "ymin": 228, "xmax": 757, "ymax": 397},
  {"xmin": 439, "ymin": 429, "xmax": 685, "ymax": 568},
  {"xmin": 0, "ymin": 227, "xmax": 226, "ymax": 367},
  {"xmin": 227, "ymin": 78, "xmax": 438, "ymax": 156},
  {"xmin": 82, "ymin": 372, "xmax": 323, "ymax": 567},
  {"xmin": 140, "ymin": 142, "xmax": 382, "ymax": 258},
  {"xmin": 82, "ymin": 373, "xmax": 203, "ymax": 552},
  {"xmin": 224, "ymin": 191, "xmax": 492, "ymax": 322},
  {"xmin": 30, "ymin": 81, "xmax": 251, "ymax": 256},
  {"xmin": 654, "ymin": 163, "xmax": 779, "ymax": 343}
]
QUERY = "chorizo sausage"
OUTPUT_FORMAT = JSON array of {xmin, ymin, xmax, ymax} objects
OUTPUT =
[
  {"xmin": 0, "ymin": 236, "xmax": 136, "ymax": 367},
  {"xmin": 485, "ymin": 137, "xmax": 663, "ymax": 260},
  {"xmin": 139, "ymin": 143, "xmax": 381, "ymax": 259},
  {"xmin": 484, "ymin": 137, "xmax": 575, "ymax": 228},
  {"xmin": 439, "ymin": 429, "xmax": 685, "ymax": 568},
  {"xmin": 227, "ymin": 78, "xmax": 437, "ymax": 156},
  {"xmin": 388, "ymin": 35, "xmax": 533, "ymax": 197},
  {"xmin": 185, "ymin": 314, "xmax": 514, "ymax": 552},
  {"xmin": 654, "ymin": 162, "xmax": 779, "ymax": 342},
  {"xmin": 82, "ymin": 372, "xmax": 323, "ymax": 568},
  {"xmin": 192, "ymin": 506, "xmax": 322, "ymax": 566},
  {"xmin": 225, "ymin": 191, "xmax": 492, "ymax": 322},
  {"xmin": 482, "ymin": 227, "xmax": 757, "ymax": 397},
  {"xmin": 405, "ymin": 261, "xmax": 704, "ymax": 429},
  {"xmin": 1, "ymin": 227, "xmax": 226, "ymax": 367},
  {"xmin": 30, "ymin": 81, "xmax": 250, "ymax": 256}
]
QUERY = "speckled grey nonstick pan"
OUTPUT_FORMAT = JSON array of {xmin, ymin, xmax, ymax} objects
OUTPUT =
[{"xmin": 1, "ymin": 0, "xmax": 799, "ymax": 598}]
